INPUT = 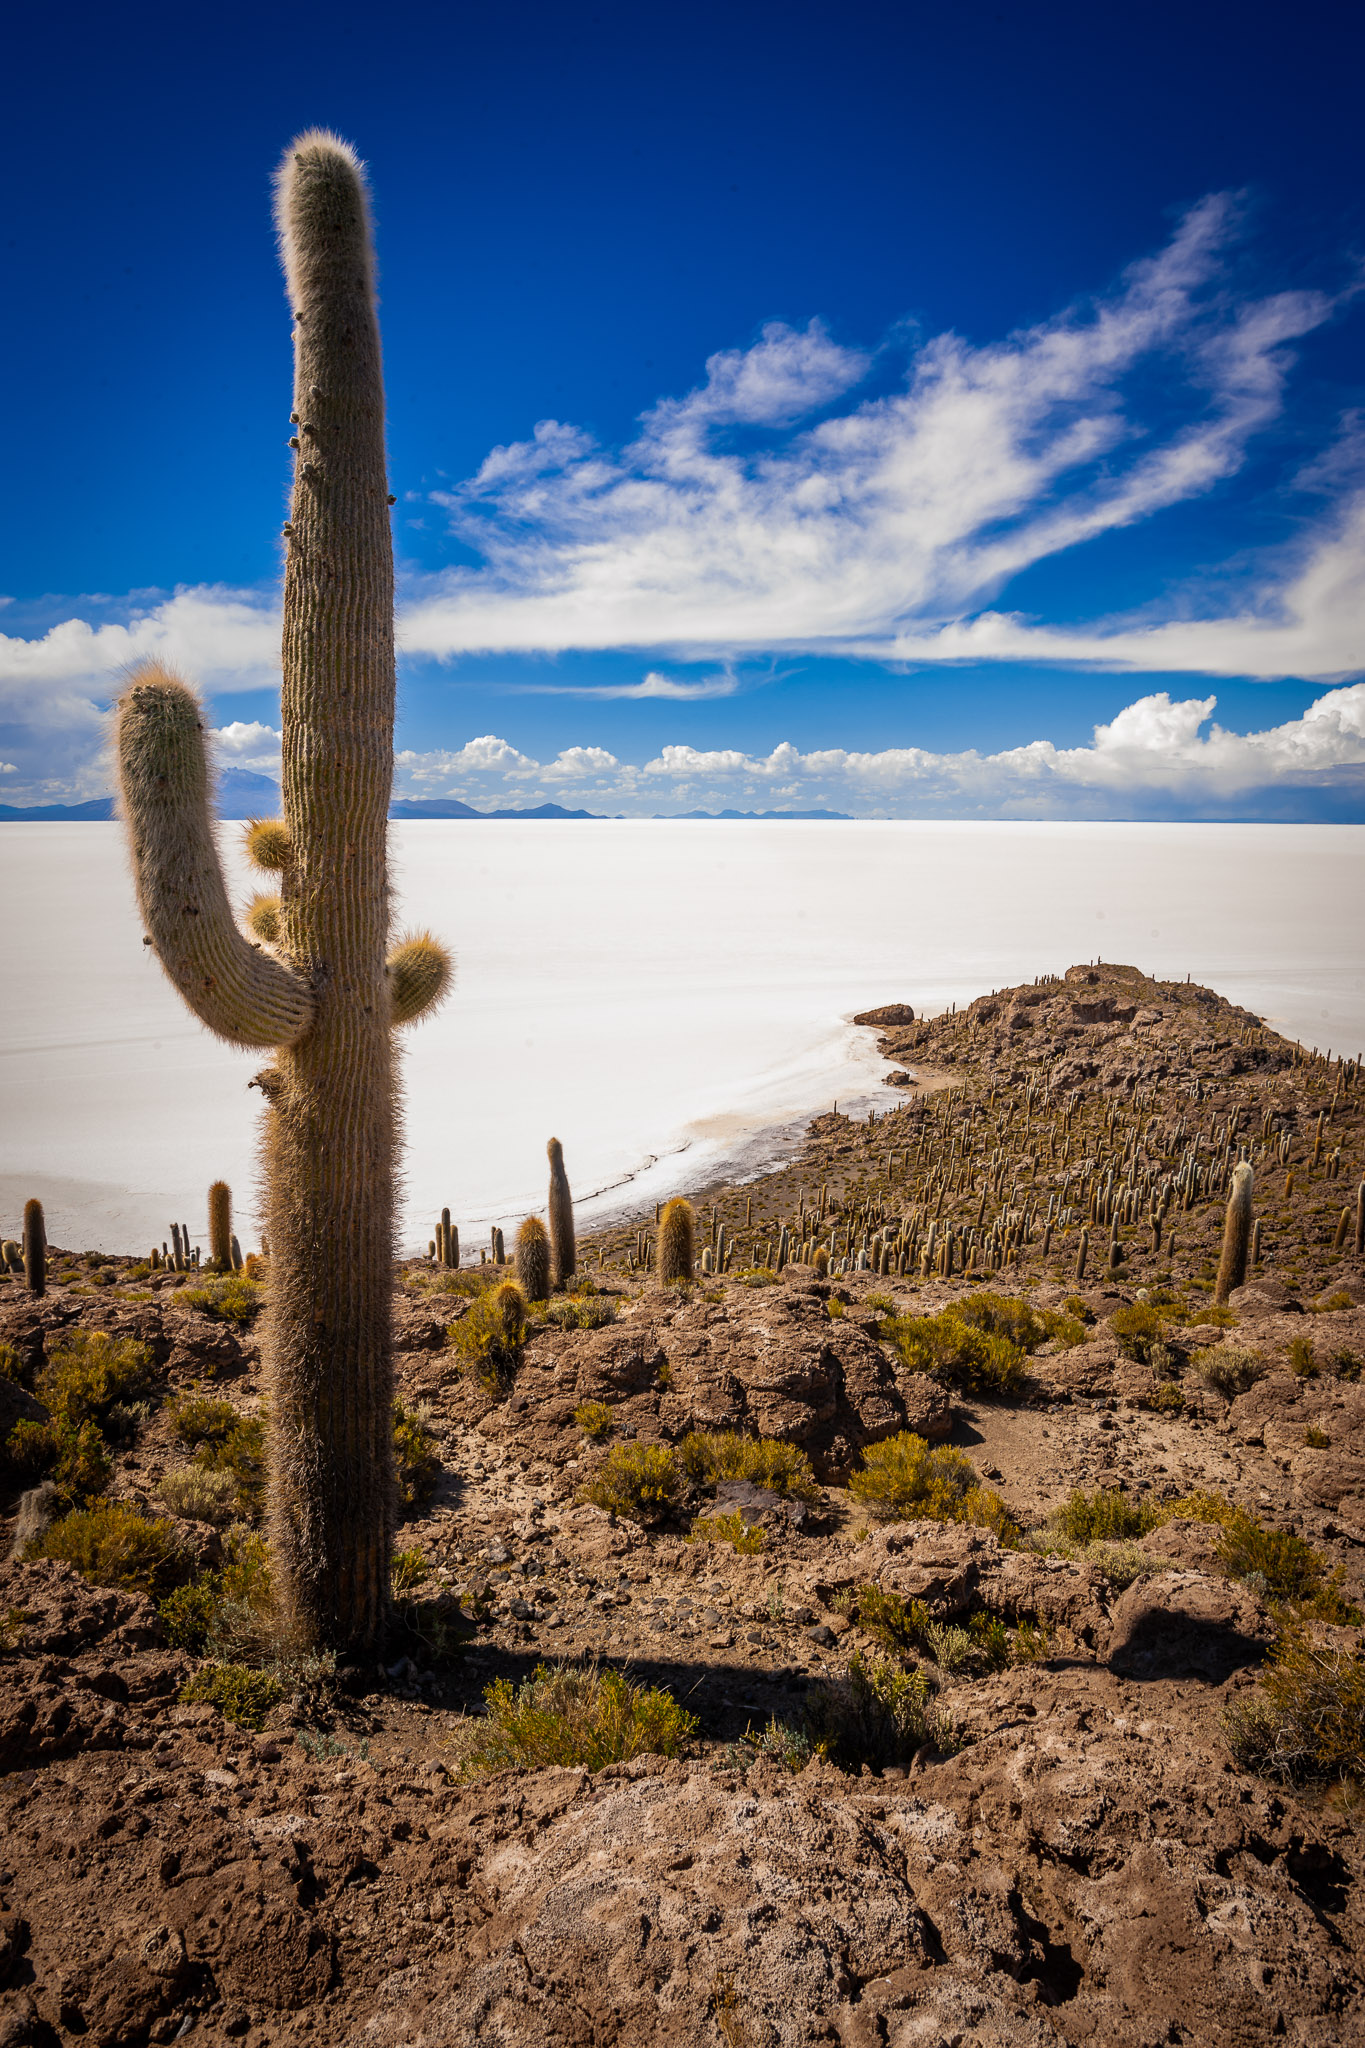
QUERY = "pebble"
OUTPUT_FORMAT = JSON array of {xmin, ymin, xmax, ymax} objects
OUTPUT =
[
  {"xmin": 807, "ymin": 1623, "xmax": 837, "ymax": 1648},
  {"xmin": 203, "ymin": 1768, "xmax": 237, "ymax": 1789}
]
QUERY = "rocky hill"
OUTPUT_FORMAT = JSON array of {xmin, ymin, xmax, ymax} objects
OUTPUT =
[{"xmin": 0, "ymin": 963, "xmax": 1361, "ymax": 2047}]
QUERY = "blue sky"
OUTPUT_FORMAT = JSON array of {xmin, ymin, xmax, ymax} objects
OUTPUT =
[{"xmin": 2, "ymin": 0, "xmax": 1363, "ymax": 817}]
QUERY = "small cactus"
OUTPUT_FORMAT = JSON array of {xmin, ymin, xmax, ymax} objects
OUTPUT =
[
  {"xmin": 1356, "ymin": 1180, "xmax": 1365, "ymax": 1257},
  {"xmin": 515, "ymin": 1216, "xmax": 551, "ymax": 1300},
  {"xmin": 657, "ymin": 1198, "xmax": 695, "ymax": 1284},
  {"xmin": 230, "ymin": 1234, "xmax": 244, "ymax": 1272},
  {"xmin": 23, "ymin": 1198, "xmax": 46, "ymax": 1298},
  {"xmin": 208, "ymin": 1181, "xmax": 233, "ymax": 1272},
  {"xmin": 1, "ymin": 1239, "xmax": 21, "ymax": 1275},
  {"xmin": 1075, "ymin": 1226, "xmax": 1089, "ymax": 1283},
  {"xmin": 812, "ymin": 1245, "xmax": 830, "ymax": 1278},
  {"xmin": 490, "ymin": 1278, "xmax": 527, "ymax": 1346},
  {"xmin": 547, "ymin": 1138, "xmax": 575, "ymax": 1287},
  {"xmin": 1214, "ymin": 1162, "xmax": 1254, "ymax": 1305}
]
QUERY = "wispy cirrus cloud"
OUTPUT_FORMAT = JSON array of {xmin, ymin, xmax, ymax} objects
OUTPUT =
[
  {"xmin": 517, "ymin": 668, "xmax": 741, "ymax": 700},
  {"xmin": 398, "ymin": 195, "xmax": 1350, "ymax": 667}
]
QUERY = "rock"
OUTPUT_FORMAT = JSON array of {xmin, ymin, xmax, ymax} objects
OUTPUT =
[
  {"xmin": 713, "ymin": 1479, "xmax": 809, "ymax": 1531},
  {"xmin": 895, "ymin": 1373, "xmax": 951, "ymax": 1443},
  {"xmin": 852, "ymin": 1004, "xmax": 916, "ymax": 1026},
  {"xmin": 1228, "ymin": 1278, "xmax": 1303, "ymax": 1314},
  {"xmin": 1108, "ymin": 1571, "xmax": 1272, "ymax": 1680},
  {"xmin": 807, "ymin": 1623, "xmax": 837, "ymax": 1647},
  {"xmin": 1139, "ymin": 1516, "xmax": 1224, "ymax": 1573}
]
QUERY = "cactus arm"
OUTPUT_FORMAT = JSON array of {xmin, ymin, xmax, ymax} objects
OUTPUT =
[
  {"xmin": 115, "ymin": 665, "xmax": 313, "ymax": 1049},
  {"xmin": 387, "ymin": 930, "xmax": 453, "ymax": 1026}
]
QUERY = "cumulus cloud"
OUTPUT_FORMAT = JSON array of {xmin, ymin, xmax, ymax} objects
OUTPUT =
[
  {"xmin": 211, "ymin": 720, "xmax": 282, "ymax": 773},
  {"xmin": 389, "ymin": 685, "xmax": 1365, "ymax": 818}
]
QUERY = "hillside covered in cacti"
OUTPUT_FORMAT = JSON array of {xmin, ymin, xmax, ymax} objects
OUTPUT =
[{"xmin": 1, "ymin": 957, "xmax": 1363, "ymax": 2047}]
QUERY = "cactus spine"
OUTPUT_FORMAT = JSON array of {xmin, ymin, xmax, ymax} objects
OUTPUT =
[
  {"xmin": 1214, "ymin": 1162, "xmax": 1254, "ymax": 1305},
  {"xmin": 657, "ymin": 1198, "xmax": 695, "ymax": 1284},
  {"xmin": 546, "ymin": 1138, "xmax": 575, "ymax": 1287},
  {"xmin": 22, "ymin": 1199, "xmax": 45, "ymax": 1298},
  {"xmin": 515, "ymin": 1217, "xmax": 551, "ymax": 1300},
  {"xmin": 113, "ymin": 134, "xmax": 450, "ymax": 1653},
  {"xmin": 208, "ymin": 1181, "xmax": 233, "ymax": 1272}
]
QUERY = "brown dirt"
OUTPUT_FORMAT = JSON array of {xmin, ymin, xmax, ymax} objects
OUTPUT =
[{"xmin": 1, "ymin": 959, "xmax": 1362, "ymax": 2047}]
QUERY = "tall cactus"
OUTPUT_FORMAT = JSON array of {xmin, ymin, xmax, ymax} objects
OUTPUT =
[
  {"xmin": 208, "ymin": 1181, "xmax": 233, "ymax": 1273},
  {"xmin": 22, "ymin": 1199, "xmax": 46, "ymax": 1299},
  {"xmin": 547, "ymin": 1137, "xmax": 575, "ymax": 1288},
  {"xmin": 114, "ymin": 133, "xmax": 450, "ymax": 1653},
  {"xmin": 1214, "ymin": 1162, "xmax": 1254, "ymax": 1305}
]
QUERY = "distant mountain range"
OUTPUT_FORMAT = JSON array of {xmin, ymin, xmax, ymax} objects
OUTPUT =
[
  {"xmin": 0, "ymin": 779, "xmax": 609, "ymax": 822},
  {"xmin": 0, "ymin": 785, "xmax": 852, "ymax": 824}
]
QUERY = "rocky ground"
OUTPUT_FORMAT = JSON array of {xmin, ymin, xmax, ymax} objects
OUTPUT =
[{"xmin": 1, "ymin": 961, "xmax": 1363, "ymax": 2047}]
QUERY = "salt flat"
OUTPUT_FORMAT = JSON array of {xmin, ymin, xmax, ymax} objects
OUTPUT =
[{"xmin": 1, "ymin": 819, "xmax": 1361, "ymax": 1255}]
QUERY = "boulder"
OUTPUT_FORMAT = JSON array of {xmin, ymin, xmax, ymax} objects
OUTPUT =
[{"xmin": 1108, "ymin": 1570, "xmax": 1272, "ymax": 1681}]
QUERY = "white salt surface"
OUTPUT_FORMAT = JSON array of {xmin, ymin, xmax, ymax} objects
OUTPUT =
[{"xmin": 1, "ymin": 820, "xmax": 1361, "ymax": 1256}]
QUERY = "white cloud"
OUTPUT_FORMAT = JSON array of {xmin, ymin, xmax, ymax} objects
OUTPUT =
[
  {"xmin": 387, "ymin": 685, "xmax": 1365, "ymax": 817},
  {"xmin": 211, "ymin": 720, "xmax": 282, "ymax": 773},
  {"xmin": 543, "ymin": 746, "xmax": 621, "ymax": 779},
  {"xmin": 520, "ymin": 668, "xmax": 741, "ymax": 700},
  {"xmin": 396, "ymin": 197, "xmax": 1349, "ymax": 669}
]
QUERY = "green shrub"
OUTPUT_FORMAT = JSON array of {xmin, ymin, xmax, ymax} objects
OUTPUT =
[
  {"xmin": 856, "ymin": 1584, "xmax": 931, "ymax": 1655},
  {"xmin": 445, "ymin": 1281, "xmax": 527, "ymax": 1393},
  {"xmin": 679, "ymin": 1429, "xmax": 819, "ymax": 1501},
  {"xmin": 1151, "ymin": 1381, "xmax": 1185, "ymax": 1415},
  {"xmin": 460, "ymin": 1661, "xmax": 697, "ymax": 1773},
  {"xmin": 0, "ymin": 1341, "xmax": 23, "ymax": 1382},
  {"xmin": 179, "ymin": 1662, "xmax": 283, "ymax": 1732},
  {"xmin": 163, "ymin": 1532, "xmax": 275, "ymax": 1664},
  {"xmin": 393, "ymin": 1400, "xmax": 440, "ymax": 1512},
  {"xmin": 579, "ymin": 1442, "xmax": 681, "ymax": 1523},
  {"xmin": 1287, "ymin": 1337, "xmax": 1319, "ymax": 1379},
  {"xmin": 1053, "ymin": 1486, "xmax": 1158, "ymax": 1544},
  {"xmin": 5, "ymin": 1416, "xmax": 111, "ymax": 1505},
  {"xmin": 805, "ymin": 1651, "xmax": 958, "ymax": 1771},
  {"xmin": 1224, "ymin": 1632, "xmax": 1365, "ymax": 1784},
  {"xmin": 946, "ymin": 1292, "xmax": 1084, "ymax": 1352},
  {"xmin": 733, "ymin": 1267, "xmax": 779, "ymax": 1288},
  {"xmin": 544, "ymin": 1296, "xmax": 616, "ymax": 1331},
  {"xmin": 688, "ymin": 1510, "xmax": 765, "ymax": 1555},
  {"xmin": 1304, "ymin": 1425, "xmax": 1331, "ymax": 1449},
  {"xmin": 159, "ymin": 1578, "xmax": 220, "ymax": 1653},
  {"xmin": 1215, "ymin": 1507, "xmax": 1329, "ymax": 1604},
  {"xmin": 1193, "ymin": 1346, "xmax": 1270, "ymax": 1398},
  {"xmin": 865, "ymin": 1293, "xmax": 895, "ymax": 1316},
  {"xmin": 880, "ymin": 1311, "xmax": 1027, "ymax": 1396},
  {"xmin": 391, "ymin": 1546, "xmax": 431, "ymax": 1596},
  {"xmin": 36, "ymin": 1330, "xmax": 154, "ymax": 1430},
  {"xmin": 166, "ymin": 1389, "xmax": 241, "ymax": 1447},
  {"xmin": 189, "ymin": 1412, "xmax": 266, "ymax": 1521},
  {"xmin": 848, "ymin": 1433, "xmax": 1019, "ymax": 1540},
  {"xmin": 856, "ymin": 1585, "xmax": 1011, "ymax": 1673},
  {"xmin": 27, "ymin": 1500, "xmax": 186, "ymax": 1598},
  {"xmin": 574, "ymin": 1400, "xmax": 615, "ymax": 1441},
  {"xmin": 158, "ymin": 1465, "xmax": 239, "ymax": 1525},
  {"xmin": 182, "ymin": 1276, "xmax": 263, "ymax": 1323},
  {"xmin": 1111, "ymin": 1302, "xmax": 1166, "ymax": 1363}
]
